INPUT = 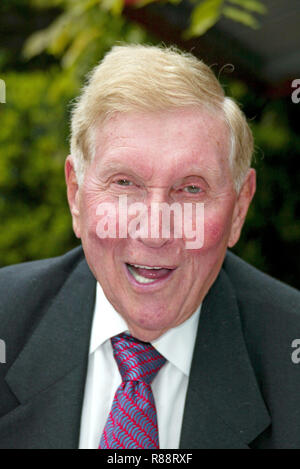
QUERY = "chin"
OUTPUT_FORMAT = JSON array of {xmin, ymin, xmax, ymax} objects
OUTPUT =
[{"xmin": 125, "ymin": 308, "xmax": 177, "ymax": 335}]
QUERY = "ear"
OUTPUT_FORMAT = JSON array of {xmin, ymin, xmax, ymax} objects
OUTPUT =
[
  {"xmin": 65, "ymin": 155, "xmax": 81, "ymax": 239},
  {"xmin": 228, "ymin": 168, "xmax": 256, "ymax": 248}
]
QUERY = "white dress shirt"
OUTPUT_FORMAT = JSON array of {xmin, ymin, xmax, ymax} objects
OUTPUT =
[{"xmin": 79, "ymin": 282, "xmax": 201, "ymax": 449}]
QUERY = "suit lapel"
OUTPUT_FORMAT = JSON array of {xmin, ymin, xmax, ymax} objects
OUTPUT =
[
  {"xmin": 1, "ymin": 255, "xmax": 96, "ymax": 449},
  {"xmin": 179, "ymin": 267, "xmax": 271, "ymax": 449}
]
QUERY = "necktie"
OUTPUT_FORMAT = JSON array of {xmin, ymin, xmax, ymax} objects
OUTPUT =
[{"xmin": 99, "ymin": 332, "xmax": 166, "ymax": 449}]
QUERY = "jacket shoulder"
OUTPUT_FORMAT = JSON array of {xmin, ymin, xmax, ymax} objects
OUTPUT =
[
  {"xmin": 223, "ymin": 250, "xmax": 300, "ymax": 382},
  {"xmin": 223, "ymin": 252, "xmax": 300, "ymax": 448},
  {"xmin": 0, "ymin": 246, "xmax": 85, "ymax": 293},
  {"xmin": 0, "ymin": 246, "xmax": 85, "ymax": 338},
  {"xmin": 223, "ymin": 250, "xmax": 300, "ymax": 317}
]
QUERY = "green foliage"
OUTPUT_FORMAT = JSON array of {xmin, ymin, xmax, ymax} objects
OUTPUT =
[
  {"xmin": 222, "ymin": 5, "xmax": 259, "ymax": 28},
  {"xmin": 184, "ymin": 0, "xmax": 223, "ymax": 38},
  {"xmin": 0, "ymin": 1, "xmax": 151, "ymax": 266},
  {"xmin": 186, "ymin": 0, "xmax": 266, "ymax": 37},
  {"xmin": 24, "ymin": 0, "xmax": 267, "ymax": 65},
  {"xmin": 227, "ymin": 0, "xmax": 266, "ymax": 14},
  {"xmin": 225, "ymin": 79, "xmax": 300, "ymax": 288},
  {"xmin": 25, "ymin": 0, "xmax": 149, "ymax": 72},
  {"xmin": 0, "ymin": 69, "xmax": 81, "ymax": 266}
]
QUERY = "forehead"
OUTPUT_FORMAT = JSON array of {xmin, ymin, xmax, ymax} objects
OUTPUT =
[{"xmin": 93, "ymin": 108, "xmax": 232, "ymax": 181}]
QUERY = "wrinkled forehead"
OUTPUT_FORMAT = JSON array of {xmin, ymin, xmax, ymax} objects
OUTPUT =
[{"xmin": 92, "ymin": 108, "xmax": 232, "ymax": 177}]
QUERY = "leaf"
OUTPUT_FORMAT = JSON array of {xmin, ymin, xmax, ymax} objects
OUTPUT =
[
  {"xmin": 23, "ymin": 30, "xmax": 52, "ymax": 59},
  {"xmin": 227, "ymin": 0, "xmax": 267, "ymax": 14},
  {"xmin": 23, "ymin": 12, "xmax": 73, "ymax": 58},
  {"xmin": 223, "ymin": 6, "xmax": 260, "ymax": 28},
  {"xmin": 184, "ymin": 0, "xmax": 223, "ymax": 38},
  {"xmin": 70, "ymin": 0, "xmax": 103, "ymax": 15},
  {"xmin": 101, "ymin": 0, "xmax": 124, "ymax": 15},
  {"xmin": 62, "ymin": 28, "xmax": 102, "ymax": 68}
]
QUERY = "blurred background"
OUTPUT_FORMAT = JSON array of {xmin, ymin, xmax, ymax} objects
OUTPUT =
[{"xmin": 0, "ymin": 0, "xmax": 299, "ymax": 288}]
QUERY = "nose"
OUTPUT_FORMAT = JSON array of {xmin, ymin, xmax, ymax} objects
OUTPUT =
[
  {"xmin": 138, "ymin": 234, "xmax": 170, "ymax": 249},
  {"xmin": 136, "ymin": 187, "xmax": 175, "ymax": 249}
]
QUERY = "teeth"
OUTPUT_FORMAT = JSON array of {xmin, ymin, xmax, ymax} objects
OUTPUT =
[
  {"xmin": 127, "ymin": 265, "xmax": 157, "ymax": 284},
  {"xmin": 132, "ymin": 264, "xmax": 163, "ymax": 270}
]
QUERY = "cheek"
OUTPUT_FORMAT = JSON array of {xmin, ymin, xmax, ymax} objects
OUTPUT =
[
  {"xmin": 200, "ymin": 210, "xmax": 233, "ymax": 253},
  {"xmin": 80, "ymin": 194, "xmax": 130, "ymax": 260},
  {"xmin": 181, "ymin": 208, "xmax": 232, "ymax": 254},
  {"xmin": 203, "ymin": 199, "xmax": 235, "ymax": 248},
  {"xmin": 205, "ymin": 219, "xmax": 227, "ymax": 246},
  {"xmin": 80, "ymin": 191, "xmax": 115, "ymax": 235},
  {"xmin": 183, "ymin": 216, "xmax": 231, "ymax": 276}
]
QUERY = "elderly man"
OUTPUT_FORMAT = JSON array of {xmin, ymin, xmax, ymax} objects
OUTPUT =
[{"xmin": 0, "ymin": 44, "xmax": 299, "ymax": 450}]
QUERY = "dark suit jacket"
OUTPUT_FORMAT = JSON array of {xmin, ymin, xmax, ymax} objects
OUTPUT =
[{"xmin": 0, "ymin": 246, "xmax": 299, "ymax": 449}]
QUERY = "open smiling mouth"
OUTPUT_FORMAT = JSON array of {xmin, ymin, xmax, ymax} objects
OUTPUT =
[{"xmin": 125, "ymin": 263, "xmax": 176, "ymax": 285}]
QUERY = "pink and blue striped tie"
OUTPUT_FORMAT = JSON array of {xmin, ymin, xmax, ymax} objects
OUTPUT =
[{"xmin": 99, "ymin": 332, "xmax": 166, "ymax": 449}]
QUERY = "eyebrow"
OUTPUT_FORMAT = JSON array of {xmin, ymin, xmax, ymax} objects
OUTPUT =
[
  {"xmin": 97, "ymin": 165, "xmax": 215, "ymax": 193},
  {"xmin": 96, "ymin": 153, "xmax": 224, "ymax": 185},
  {"xmin": 97, "ymin": 161, "xmax": 145, "ymax": 178}
]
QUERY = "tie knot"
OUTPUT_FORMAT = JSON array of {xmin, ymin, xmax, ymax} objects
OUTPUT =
[{"xmin": 111, "ymin": 333, "xmax": 166, "ymax": 384}]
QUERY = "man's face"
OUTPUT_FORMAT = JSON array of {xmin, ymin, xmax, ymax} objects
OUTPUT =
[{"xmin": 66, "ymin": 108, "xmax": 255, "ymax": 341}]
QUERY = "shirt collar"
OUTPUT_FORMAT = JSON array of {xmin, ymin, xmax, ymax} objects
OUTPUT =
[{"xmin": 90, "ymin": 282, "xmax": 201, "ymax": 377}]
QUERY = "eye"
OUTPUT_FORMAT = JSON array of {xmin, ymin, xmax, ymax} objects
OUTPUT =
[
  {"xmin": 183, "ymin": 185, "xmax": 202, "ymax": 194},
  {"xmin": 115, "ymin": 179, "xmax": 133, "ymax": 186}
]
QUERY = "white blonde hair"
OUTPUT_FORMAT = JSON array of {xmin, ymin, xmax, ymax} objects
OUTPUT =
[{"xmin": 70, "ymin": 44, "xmax": 253, "ymax": 192}]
